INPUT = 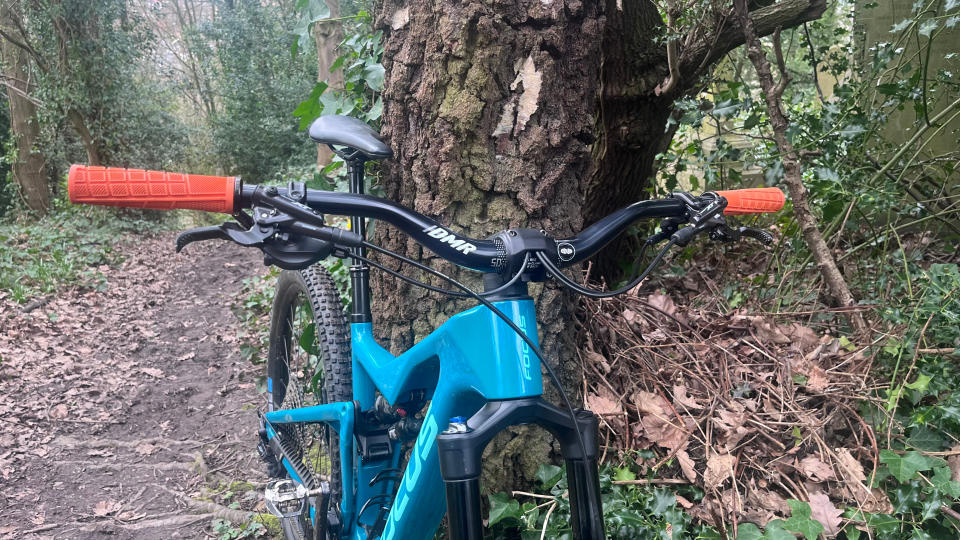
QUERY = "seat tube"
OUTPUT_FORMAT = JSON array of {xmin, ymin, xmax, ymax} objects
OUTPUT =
[{"xmin": 347, "ymin": 157, "xmax": 372, "ymax": 323}]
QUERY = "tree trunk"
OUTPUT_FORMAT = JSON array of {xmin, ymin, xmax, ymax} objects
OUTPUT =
[
  {"xmin": 313, "ymin": 0, "xmax": 343, "ymax": 168},
  {"xmin": 67, "ymin": 108, "xmax": 101, "ymax": 166},
  {"xmin": 0, "ymin": 9, "xmax": 48, "ymax": 213},
  {"xmin": 372, "ymin": 0, "xmax": 829, "ymax": 491},
  {"xmin": 374, "ymin": 0, "xmax": 604, "ymax": 491}
]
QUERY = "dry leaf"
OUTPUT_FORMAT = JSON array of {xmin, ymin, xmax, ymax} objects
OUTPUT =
[
  {"xmin": 646, "ymin": 293, "xmax": 678, "ymax": 318},
  {"xmin": 808, "ymin": 492, "xmax": 843, "ymax": 536},
  {"xmin": 835, "ymin": 448, "xmax": 867, "ymax": 483},
  {"xmin": 585, "ymin": 350, "xmax": 611, "ymax": 374},
  {"xmin": 799, "ymin": 455, "xmax": 836, "ymax": 482},
  {"xmin": 586, "ymin": 393, "xmax": 623, "ymax": 417},
  {"xmin": 141, "ymin": 367, "xmax": 164, "ymax": 378},
  {"xmin": 677, "ymin": 449, "xmax": 697, "ymax": 482},
  {"xmin": 705, "ymin": 453, "xmax": 735, "ymax": 489},
  {"xmin": 93, "ymin": 500, "xmax": 121, "ymax": 517},
  {"xmin": 785, "ymin": 324, "xmax": 820, "ymax": 352},
  {"xmin": 673, "ymin": 384, "xmax": 703, "ymax": 410},
  {"xmin": 635, "ymin": 391, "xmax": 667, "ymax": 416},
  {"xmin": 49, "ymin": 404, "xmax": 68, "ymax": 419},
  {"xmin": 806, "ymin": 366, "xmax": 830, "ymax": 392}
]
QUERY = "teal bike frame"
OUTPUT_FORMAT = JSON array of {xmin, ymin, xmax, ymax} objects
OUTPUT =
[
  {"xmin": 265, "ymin": 298, "xmax": 541, "ymax": 539},
  {"xmin": 262, "ymin": 157, "xmax": 603, "ymax": 540}
]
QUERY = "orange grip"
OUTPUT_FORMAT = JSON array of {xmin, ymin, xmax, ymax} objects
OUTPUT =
[
  {"xmin": 68, "ymin": 165, "xmax": 237, "ymax": 214},
  {"xmin": 715, "ymin": 187, "xmax": 785, "ymax": 215}
]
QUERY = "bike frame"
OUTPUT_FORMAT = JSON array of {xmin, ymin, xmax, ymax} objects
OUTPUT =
[{"xmin": 262, "ymin": 158, "xmax": 603, "ymax": 540}]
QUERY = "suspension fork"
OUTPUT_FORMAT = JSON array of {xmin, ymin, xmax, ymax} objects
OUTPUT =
[{"xmin": 436, "ymin": 399, "xmax": 604, "ymax": 540}]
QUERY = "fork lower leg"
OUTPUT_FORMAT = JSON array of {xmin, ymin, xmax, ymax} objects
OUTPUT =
[{"xmin": 436, "ymin": 398, "xmax": 604, "ymax": 540}]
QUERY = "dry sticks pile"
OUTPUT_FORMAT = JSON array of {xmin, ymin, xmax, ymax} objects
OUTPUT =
[{"xmin": 577, "ymin": 281, "xmax": 892, "ymax": 536}]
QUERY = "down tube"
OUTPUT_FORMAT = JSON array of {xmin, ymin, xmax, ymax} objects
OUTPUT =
[{"xmin": 376, "ymin": 379, "xmax": 460, "ymax": 540}]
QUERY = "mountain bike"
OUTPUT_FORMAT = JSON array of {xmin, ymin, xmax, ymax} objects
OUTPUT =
[{"xmin": 68, "ymin": 114, "xmax": 785, "ymax": 540}]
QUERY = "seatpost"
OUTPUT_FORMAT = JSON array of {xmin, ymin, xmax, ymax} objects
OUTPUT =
[{"xmin": 347, "ymin": 158, "xmax": 372, "ymax": 323}]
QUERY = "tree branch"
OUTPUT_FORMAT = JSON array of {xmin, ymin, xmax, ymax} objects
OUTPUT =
[{"xmin": 680, "ymin": 0, "xmax": 826, "ymax": 82}]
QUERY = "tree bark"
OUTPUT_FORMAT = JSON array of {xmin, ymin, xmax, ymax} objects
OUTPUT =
[
  {"xmin": 375, "ymin": 0, "xmax": 604, "ymax": 491},
  {"xmin": 732, "ymin": 0, "xmax": 865, "ymax": 332},
  {"xmin": 67, "ymin": 108, "xmax": 101, "ymax": 166},
  {"xmin": 1, "ymin": 6, "xmax": 48, "ymax": 213},
  {"xmin": 313, "ymin": 0, "xmax": 343, "ymax": 168}
]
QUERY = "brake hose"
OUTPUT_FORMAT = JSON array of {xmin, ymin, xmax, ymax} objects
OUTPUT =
[{"xmin": 536, "ymin": 239, "xmax": 677, "ymax": 298}]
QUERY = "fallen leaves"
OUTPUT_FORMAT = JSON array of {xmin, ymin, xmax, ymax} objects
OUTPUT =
[
  {"xmin": 807, "ymin": 491, "xmax": 842, "ymax": 536},
  {"xmin": 798, "ymin": 455, "xmax": 836, "ymax": 483},
  {"xmin": 93, "ymin": 500, "xmax": 121, "ymax": 517},
  {"xmin": 580, "ymin": 285, "xmax": 877, "ymax": 535},
  {"xmin": 704, "ymin": 453, "xmax": 735, "ymax": 489}
]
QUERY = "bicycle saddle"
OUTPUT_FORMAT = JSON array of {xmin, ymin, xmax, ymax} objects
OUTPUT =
[{"xmin": 308, "ymin": 115, "xmax": 392, "ymax": 160}]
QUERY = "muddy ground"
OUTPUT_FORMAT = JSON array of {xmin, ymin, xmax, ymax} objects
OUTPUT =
[{"xmin": 0, "ymin": 233, "xmax": 276, "ymax": 538}]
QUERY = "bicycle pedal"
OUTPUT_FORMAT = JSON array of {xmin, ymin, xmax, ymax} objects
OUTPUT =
[{"xmin": 264, "ymin": 479, "xmax": 307, "ymax": 519}]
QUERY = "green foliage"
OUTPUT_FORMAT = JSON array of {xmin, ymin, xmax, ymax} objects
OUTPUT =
[
  {"xmin": 22, "ymin": 0, "xmax": 187, "ymax": 174},
  {"xmin": 0, "ymin": 200, "xmax": 171, "ymax": 302},
  {"xmin": 204, "ymin": 0, "xmax": 318, "ymax": 182},
  {"xmin": 293, "ymin": 11, "xmax": 384, "ymax": 130},
  {"xmin": 488, "ymin": 464, "xmax": 715, "ymax": 539},
  {"xmin": 210, "ymin": 518, "xmax": 264, "ymax": 539}
]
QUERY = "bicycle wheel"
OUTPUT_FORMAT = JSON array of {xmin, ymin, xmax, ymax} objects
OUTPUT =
[{"xmin": 267, "ymin": 265, "xmax": 351, "ymax": 539}]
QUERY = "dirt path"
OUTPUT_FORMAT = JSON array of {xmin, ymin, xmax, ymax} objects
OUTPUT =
[{"xmin": 0, "ymin": 232, "xmax": 274, "ymax": 538}]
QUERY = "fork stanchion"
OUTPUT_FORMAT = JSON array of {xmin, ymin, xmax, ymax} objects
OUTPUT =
[
  {"xmin": 443, "ymin": 476, "xmax": 485, "ymax": 539},
  {"xmin": 437, "ymin": 400, "xmax": 605, "ymax": 540}
]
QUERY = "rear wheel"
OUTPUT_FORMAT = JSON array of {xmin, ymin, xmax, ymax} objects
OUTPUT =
[{"xmin": 267, "ymin": 266, "xmax": 351, "ymax": 539}]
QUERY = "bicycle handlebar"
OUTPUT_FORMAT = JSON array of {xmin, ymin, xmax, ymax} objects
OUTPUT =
[{"xmin": 68, "ymin": 165, "xmax": 785, "ymax": 274}]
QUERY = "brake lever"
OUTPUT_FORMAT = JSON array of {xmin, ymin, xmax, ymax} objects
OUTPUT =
[
  {"xmin": 175, "ymin": 218, "xmax": 277, "ymax": 253},
  {"xmin": 737, "ymin": 226, "xmax": 774, "ymax": 245},
  {"xmin": 707, "ymin": 224, "xmax": 774, "ymax": 245}
]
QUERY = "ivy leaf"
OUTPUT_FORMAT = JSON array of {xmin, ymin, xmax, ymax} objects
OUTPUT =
[
  {"xmin": 932, "ymin": 466, "xmax": 960, "ymax": 498},
  {"xmin": 711, "ymin": 99, "xmax": 740, "ymax": 117},
  {"xmin": 534, "ymin": 463, "xmax": 563, "ymax": 488},
  {"xmin": 363, "ymin": 62, "xmax": 385, "ymax": 92},
  {"xmin": 907, "ymin": 426, "xmax": 945, "ymax": 451},
  {"xmin": 735, "ymin": 523, "xmax": 763, "ymax": 540},
  {"xmin": 291, "ymin": 0, "xmax": 331, "ymax": 56},
  {"xmin": 879, "ymin": 450, "xmax": 943, "ymax": 482},
  {"xmin": 613, "ymin": 466, "xmax": 636, "ymax": 482},
  {"xmin": 742, "ymin": 113, "xmax": 762, "ymax": 130},
  {"xmin": 293, "ymin": 81, "xmax": 329, "ymax": 130},
  {"xmin": 488, "ymin": 492, "xmax": 522, "ymax": 526},
  {"xmin": 783, "ymin": 500, "xmax": 824, "ymax": 540},
  {"xmin": 763, "ymin": 520, "xmax": 797, "ymax": 540}
]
